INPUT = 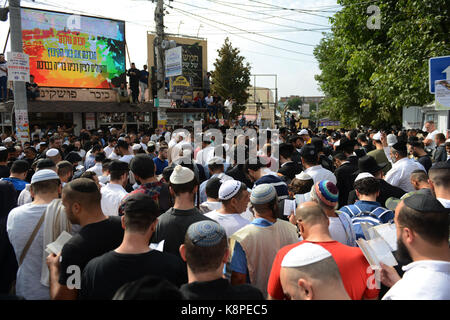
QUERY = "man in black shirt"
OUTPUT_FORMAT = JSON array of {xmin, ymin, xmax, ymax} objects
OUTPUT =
[
  {"xmin": 151, "ymin": 165, "xmax": 213, "ymax": 259},
  {"xmin": 46, "ymin": 178, "xmax": 124, "ymax": 300},
  {"xmin": 179, "ymin": 220, "xmax": 264, "ymax": 300},
  {"xmin": 347, "ymin": 155, "xmax": 405, "ymax": 206},
  {"xmin": 127, "ymin": 63, "xmax": 140, "ymax": 104},
  {"xmin": 81, "ymin": 193, "xmax": 187, "ymax": 300},
  {"xmin": 410, "ymin": 141, "xmax": 432, "ymax": 172},
  {"xmin": 278, "ymin": 143, "xmax": 302, "ymax": 183}
]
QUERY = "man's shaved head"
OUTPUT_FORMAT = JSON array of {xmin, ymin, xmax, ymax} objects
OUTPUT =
[{"xmin": 295, "ymin": 201, "xmax": 328, "ymax": 225}]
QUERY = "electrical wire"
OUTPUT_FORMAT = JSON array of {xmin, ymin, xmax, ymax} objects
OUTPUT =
[
  {"xmin": 168, "ymin": 3, "xmax": 318, "ymax": 48},
  {"xmin": 169, "ymin": 6, "xmax": 315, "ymax": 57},
  {"xmin": 201, "ymin": 0, "xmax": 331, "ymax": 28}
]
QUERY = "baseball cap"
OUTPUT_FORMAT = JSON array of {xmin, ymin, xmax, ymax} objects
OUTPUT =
[
  {"xmin": 298, "ymin": 129, "xmax": 309, "ymax": 136},
  {"xmin": 186, "ymin": 220, "xmax": 227, "ymax": 247},
  {"xmin": 384, "ymin": 189, "xmax": 433, "ymax": 211}
]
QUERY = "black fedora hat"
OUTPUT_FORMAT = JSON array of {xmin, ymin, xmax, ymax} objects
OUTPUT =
[{"xmin": 358, "ymin": 155, "xmax": 387, "ymax": 175}]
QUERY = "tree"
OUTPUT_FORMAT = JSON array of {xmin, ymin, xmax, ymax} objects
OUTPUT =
[
  {"xmin": 314, "ymin": 0, "xmax": 450, "ymax": 127},
  {"xmin": 211, "ymin": 38, "xmax": 252, "ymax": 119}
]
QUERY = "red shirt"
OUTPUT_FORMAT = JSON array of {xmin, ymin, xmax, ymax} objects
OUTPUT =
[{"xmin": 267, "ymin": 240, "xmax": 379, "ymax": 300}]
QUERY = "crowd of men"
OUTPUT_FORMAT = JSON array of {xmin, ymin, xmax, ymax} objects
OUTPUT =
[{"xmin": 0, "ymin": 119, "xmax": 449, "ymax": 300}]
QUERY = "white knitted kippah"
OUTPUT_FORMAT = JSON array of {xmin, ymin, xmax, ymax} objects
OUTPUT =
[
  {"xmin": 170, "ymin": 165, "xmax": 195, "ymax": 184},
  {"xmin": 46, "ymin": 148, "xmax": 59, "ymax": 157},
  {"xmin": 218, "ymin": 180, "xmax": 242, "ymax": 200}
]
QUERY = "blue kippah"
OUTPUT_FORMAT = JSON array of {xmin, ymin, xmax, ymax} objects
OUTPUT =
[{"xmin": 187, "ymin": 221, "xmax": 226, "ymax": 247}]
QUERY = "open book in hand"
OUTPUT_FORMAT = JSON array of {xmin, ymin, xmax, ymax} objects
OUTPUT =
[
  {"xmin": 357, "ymin": 237, "xmax": 398, "ymax": 270},
  {"xmin": 360, "ymin": 222, "xmax": 397, "ymax": 251},
  {"xmin": 45, "ymin": 231, "xmax": 73, "ymax": 255}
]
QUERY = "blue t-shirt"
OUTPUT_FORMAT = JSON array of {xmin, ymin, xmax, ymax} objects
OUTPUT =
[
  {"xmin": 339, "ymin": 200, "xmax": 394, "ymax": 240},
  {"xmin": 153, "ymin": 157, "xmax": 168, "ymax": 175},
  {"xmin": 2, "ymin": 177, "xmax": 27, "ymax": 192},
  {"xmin": 229, "ymin": 218, "xmax": 274, "ymax": 282}
]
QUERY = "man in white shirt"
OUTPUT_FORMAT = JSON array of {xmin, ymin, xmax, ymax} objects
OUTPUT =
[
  {"xmin": 150, "ymin": 129, "xmax": 161, "ymax": 143},
  {"xmin": 195, "ymin": 139, "xmax": 215, "ymax": 167},
  {"xmin": 86, "ymin": 152, "xmax": 105, "ymax": 177},
  {"xmin": 116, "ymin": 140, "xmax": 134, "ymax": 164},
  {"xmin": 139, "ymin": 134, "xmax": 149, "ymax": 152},
  {"xmin": 7, "ymin": 169, "xmax": 61, "ymax": 300},
  {"xmin": 380, "ymin": 194, "xmax": 450, "ymax": 300},
  {"xmin": 103, "ymin": 137, "xmax": 117, "ymax": 159},
  {"xmin": 428, "ymin": 162, "xmax": 450, "ymax": 208},
  {"xmin": 205, "ymin": 180, "xmax": 250, "ymax": 237},
  {"xmin": 296, "ymin": 144, "xmax": 336, "ymax": 184},
  {"xmin": 423, "ymin": 120, "xmax": 439, "ymax": 150},
  {"xmin": 385, "ymin": 142, "xmax": 426, "ymax": 193},
  {"xmin": 100, "ymin": 160, "xmax": 129, "ymax": 216}
]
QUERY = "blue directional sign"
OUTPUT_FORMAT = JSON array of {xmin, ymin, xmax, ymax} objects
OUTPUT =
[{"xmin": 429, "ymin": 55, "xmax": 450, "ymax": 94}]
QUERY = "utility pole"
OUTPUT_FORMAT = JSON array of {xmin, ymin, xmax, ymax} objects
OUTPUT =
[
  {"xmin": 154, "ymin": 0, "xmax": 165, "ymax": 100},
  {"xmin": 9, "ymin": 0, "xmax": 29, "ymax": 144}
]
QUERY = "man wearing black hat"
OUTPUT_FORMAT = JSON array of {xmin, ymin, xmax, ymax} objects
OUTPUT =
[
  {"xmin": 278, "ymin": 143, "xmax": 302, "ymax": 183},
  {"xmin": 80, "ymin": 193, "xmax": 186, "ymax": 300},
  {"xmin": 380, "ymin": 194, "xmax": 450, "ymax": 300},
  {"xmin": 298, "ymin": 144, "xmax": 336, "ymax": 184},
  {"xmin": 385, "ymin": 142, "xmax": 426, "ymax": 192},
  {"xmin": 347, "ymin": 155, "xmax": 405, "ymax": 206},
  {"xmin": 333, "ymin": 152, "xmax": 357, "ymax": 208}
]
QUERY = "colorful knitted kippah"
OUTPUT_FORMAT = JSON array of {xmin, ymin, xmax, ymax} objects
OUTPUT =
[{"xmin": 315, "ymin": 180, "xmax": 339, "ymax": 207}]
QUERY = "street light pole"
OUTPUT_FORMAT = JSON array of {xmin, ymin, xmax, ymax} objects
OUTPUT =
[{"xmin": 9, "ymin": 0, "xmax": 29, "ymax": 145}]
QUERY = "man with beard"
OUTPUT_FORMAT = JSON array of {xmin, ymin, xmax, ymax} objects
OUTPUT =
[
  {"xmin": 46, "ymin": 178, "xmax": 124, "ymax": 300},
  {"xmin": 380, "ymin": 194, "xmax": 450, "ymax": 300}
]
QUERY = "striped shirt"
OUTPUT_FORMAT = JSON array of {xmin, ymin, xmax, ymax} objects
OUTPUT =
[{"xmin": 339, "ymin": 200, "xmax": 394, "ymax": 240}]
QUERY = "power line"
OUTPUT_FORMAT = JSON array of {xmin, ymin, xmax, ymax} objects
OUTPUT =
[
  {"xmin": 174, "ymin": 0, "xmax": 327, "ymax": 35},
  {"xmin": 202, "ymin": 0, "xmax": 331, "ymax": 28},
  {"xmin": 169, "ymin": 3, "xmax": 318, "ymax": 48},
  {"xmin": 169, "ymin": 6, "xmax": 315, "ymax": 57},
  {"xmin": 246, "ymin": 0, "xmax": 334, "ymax": 18}
]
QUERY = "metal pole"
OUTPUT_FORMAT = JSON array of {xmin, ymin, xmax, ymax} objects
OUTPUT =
[
  {"xmin": 9, "ymin": 0, "xmax": 29, "ymax": 145},
  {"xmin": 155, "ymin": 0, "xmax": 165, "ymax": 100}
]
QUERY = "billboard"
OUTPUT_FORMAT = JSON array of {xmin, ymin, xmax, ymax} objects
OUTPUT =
[{"xmin": 21, "ymin": 7, "xmax": 126, "ymax": 89}]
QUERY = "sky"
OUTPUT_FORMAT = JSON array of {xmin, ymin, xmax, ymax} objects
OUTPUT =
[{"xmin": 0, "ymin": 0, "xmax": 341, "ymax": 98}]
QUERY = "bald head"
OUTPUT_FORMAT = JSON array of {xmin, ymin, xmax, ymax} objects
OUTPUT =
[
  {"xmin": 296, "ymin": 201, "xmax": 328, "ymax": 226},
  {"xmin": 280, "ymin": 255, "xmax": 348, "ymax": 300}
]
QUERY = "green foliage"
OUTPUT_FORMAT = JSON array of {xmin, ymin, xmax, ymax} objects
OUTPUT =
[
  {"xmin": 211, "ymin": 38, "xmax": 252, "ymax": 119},
  {"xmin": 287, "ymin": 97, "xmax": 303, "ymax": 111},
  {"xmin": 314, "ymin": 0, "xmax": 450, "ymax": 127}
]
